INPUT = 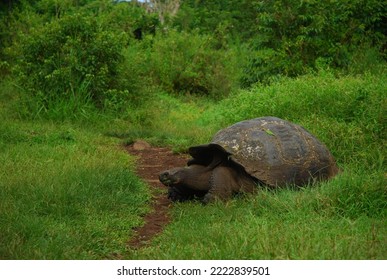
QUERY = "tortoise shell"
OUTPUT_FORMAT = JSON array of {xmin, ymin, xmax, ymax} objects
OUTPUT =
[{"xmin": 188, "ymin": 117, "xmax": 338, "ymax": 187}]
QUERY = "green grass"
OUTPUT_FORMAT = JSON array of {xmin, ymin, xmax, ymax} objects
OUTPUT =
[
  {"xmin": 128, "ymin": 170, "xmax": 386, "ymax": 259},
  {"xmin": 1, "ymin": 67, "xmax": 386, "ymax": 259},
  {"xmin": 0, "ymin": 94, "xmax": 151, "ymax": 258},
  {"xmin": 123, "ymin": 70, "xmax": 386, "ymax": 259}
]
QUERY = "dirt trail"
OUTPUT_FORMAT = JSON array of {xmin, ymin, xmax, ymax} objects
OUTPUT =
[{"xmin": 125, "ymin": 141, "xmax": 189, "ymax": 249}]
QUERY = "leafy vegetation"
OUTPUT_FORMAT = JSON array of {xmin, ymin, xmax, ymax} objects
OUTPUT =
[
  {"xmin": 0, "ymin": 0, "xmax": 386, "ymax": 259},
  {"xmin": 148, "ymin": 30, "xmax": 240, "ymax": 97},
  {"xmin": 241, "ymin": 0, "xmax": 386, "ymax": 85}
]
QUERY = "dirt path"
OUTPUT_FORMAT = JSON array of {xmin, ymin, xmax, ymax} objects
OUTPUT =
[{"xmin": 125, "ymin": 141, "xmax": 189, "ymax": 249}]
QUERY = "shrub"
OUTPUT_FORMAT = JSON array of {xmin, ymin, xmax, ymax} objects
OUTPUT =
[
  {"xmin": 149, "ymin": 30, "xmax": 239, "ymax": 98},
  {"xmin": 241, "ymin": 0, "xmax": 386, "ymax": 86},
  {"xmin": 14, "ymin": 11, "xmax": 129, "ymax": 113}
]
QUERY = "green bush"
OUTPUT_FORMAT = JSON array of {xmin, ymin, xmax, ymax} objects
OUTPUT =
[
  {"xmin": 149, "ymin": 30, "xmax": 239, "ymax": 98},
  {"xmin": 174, "ymin": 0, "xmax": 257, "ymax": 40},
  {"xmin": 15, "ymin": 12, "xmax": 128, "ymax": 108},
  {"xmin": 241, "ymin": 0, "xmax": 386, "ymax": 86}
]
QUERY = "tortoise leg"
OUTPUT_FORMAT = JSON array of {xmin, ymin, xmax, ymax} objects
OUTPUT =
[
  {"xmin": 202, "ymin": 166, "xmax": 237, "ymax": 204},
  {"xmin": 168, "ymin": 186, "xmax": 193, "ymax": 202},
  {"xmin": 168, "ymin": 185, "xmax": 206, "ymax": 202}
]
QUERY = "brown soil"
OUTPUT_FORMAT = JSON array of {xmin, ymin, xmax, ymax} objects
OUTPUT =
[{"xmin": 125, "ymin": 141, "xmax": 189, "ymax": 249}]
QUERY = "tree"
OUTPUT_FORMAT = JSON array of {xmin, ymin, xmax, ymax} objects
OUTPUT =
[{"xmin": 148, "ymin": 0, "xmax": 180, "ymax": 25}]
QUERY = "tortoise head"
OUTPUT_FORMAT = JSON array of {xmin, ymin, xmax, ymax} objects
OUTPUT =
[
  {"xmin": 159, "ymin": 167, "xmax": 187, "ymax": 186},
  {"xmin": 159, "ymin": 164, "xmax": 213, "ymax": 191},
  {"xmin": 159, "ymin": 144, "xmax": 227, "ymax": 188}
]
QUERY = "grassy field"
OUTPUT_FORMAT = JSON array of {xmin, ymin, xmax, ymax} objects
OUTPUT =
[
  {"xmin": 0, "ymin": 87, "xmax": 151, "ymax": 259},
  {"xmin": 0, "ymin": 70, "xmax": 386, "ymax": 259}
]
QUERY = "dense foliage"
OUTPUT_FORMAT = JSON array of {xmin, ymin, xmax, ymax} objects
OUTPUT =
[
  {"xmin": 17, "ymin": 13, "xmax": 127, "ymax": 106},
  {"xmin": 1, "ymin": 0, "xmax": 385, "ymax": 115},
  {"xmin": 149, "ymin": 30, "xmax": 239, "ymax": 98},
  {"xmin": 242, "ymin": 0, "xmax": 386, "ymax": 85}
]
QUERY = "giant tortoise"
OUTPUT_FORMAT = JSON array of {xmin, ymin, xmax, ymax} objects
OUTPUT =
[{"xmin": 159, "ymin": 116, "xmax": 338, "ymax": 204}]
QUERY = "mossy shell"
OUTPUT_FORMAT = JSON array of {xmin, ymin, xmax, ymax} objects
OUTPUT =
[{"xmin": 189, "ymin": 117, "xmax": 338, "ymax": 187}]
